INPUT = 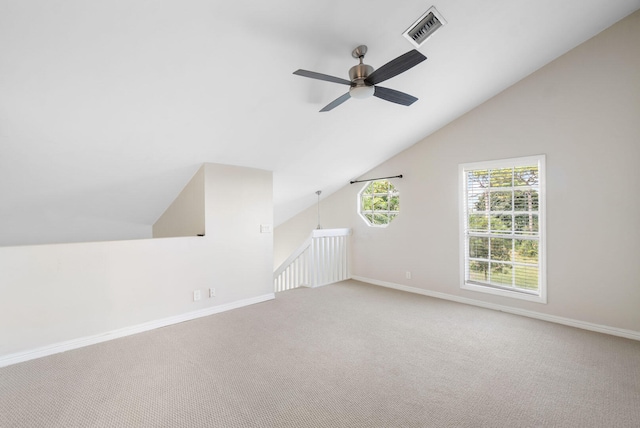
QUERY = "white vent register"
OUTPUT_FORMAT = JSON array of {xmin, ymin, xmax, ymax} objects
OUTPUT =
[{"xmin": 403, "ymin": 6, "xmax": 447, "ymax": 48}]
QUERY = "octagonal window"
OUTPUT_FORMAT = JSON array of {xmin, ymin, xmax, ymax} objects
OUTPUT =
[{"xmin": 358, "ymin": 180, "xmax": 400, "ymax": 227}]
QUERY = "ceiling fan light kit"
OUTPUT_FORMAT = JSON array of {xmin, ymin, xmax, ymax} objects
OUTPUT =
[
  {"xmin": 293, "ymin": 45, "xmax": 427, "ymax": 112},
  {"xmin": 349, "ymin": 85, "xmax": 375, "ymax": 100}
]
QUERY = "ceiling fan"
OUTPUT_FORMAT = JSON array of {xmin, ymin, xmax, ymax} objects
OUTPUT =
[{"xmin": 293, "ymin": 45, "xmax": 426, "ymax": 112}]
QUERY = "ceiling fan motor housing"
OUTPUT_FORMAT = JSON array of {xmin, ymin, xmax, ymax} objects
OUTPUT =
[
  {"xmin": 349, "ymin": 63, "xmax": 375, "ymax": 99},
  {"xmin": 349, "ymin": 63, "xmax": 373, "ymax": 82}
]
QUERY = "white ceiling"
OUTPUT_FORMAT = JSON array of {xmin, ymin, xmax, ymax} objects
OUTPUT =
[{"xmin": 1, "ymin": 0, "xmax": 639, "ymax": 246}]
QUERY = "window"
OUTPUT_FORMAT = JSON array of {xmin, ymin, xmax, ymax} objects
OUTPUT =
[
  {"xmin": 459, "ymin": 155, "xmax": 546, "ymax": 303},
  {"xmin": 358, "ymin": 180, "xmax": 399, "ymax": 227}
]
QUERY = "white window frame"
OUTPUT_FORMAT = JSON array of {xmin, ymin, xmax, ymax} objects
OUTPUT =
[
  {"xmin": 459, "ymin": 155, "xmax": 547, "ymax": 303},
  {"xmin": 357, "ymin": 180, "xmax": 400, "ymax": 228}
]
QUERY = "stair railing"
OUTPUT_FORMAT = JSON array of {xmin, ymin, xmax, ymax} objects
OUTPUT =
[{"xmin": 274, "ymin": 228, "xmax": 351, "ymax": 292}]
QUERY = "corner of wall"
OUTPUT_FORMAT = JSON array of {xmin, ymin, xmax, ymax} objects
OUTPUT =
[{"xmin": 152, "ymin": 165, "xmax": 206, "ymax": 238}]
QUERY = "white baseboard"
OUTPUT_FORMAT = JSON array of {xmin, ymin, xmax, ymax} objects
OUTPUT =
[
  {"xmin": 351, "ymin": 276, "xmax": 640, "ymax": 341},
  {"xmin": 0, "ymin": 293, "xmax": 275, "ymax": 368}
]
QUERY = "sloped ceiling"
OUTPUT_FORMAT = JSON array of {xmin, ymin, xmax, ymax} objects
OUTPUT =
[{"xmin": 1, "ymin": 0, "xmax": 639, "ymax": 246}]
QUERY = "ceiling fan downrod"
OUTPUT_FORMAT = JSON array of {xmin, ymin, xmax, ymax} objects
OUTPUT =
[{"xmin": 349, "ymin": 45, "xmax": 375, "ymax": 99}]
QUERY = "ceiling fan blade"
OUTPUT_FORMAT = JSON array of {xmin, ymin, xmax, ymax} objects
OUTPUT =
[
  {"xmin": 365, "ymin": 50, "xmax": 427, "ymax": 86},
  {"xmin": 293, "ymin": 69, "xmax": 352, "ymax": 86},
  {"xmin": 373, "ymin": 86, "xmax": 418, "ymax": 106},
  {"xmin": 320, "ymin": 92, "xmax": 351, "ymax": 112}
]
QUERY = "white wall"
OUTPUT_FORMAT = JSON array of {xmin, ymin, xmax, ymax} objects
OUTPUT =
[
  {"xmin": 203, "ymin": 163, "xmax": 274, "ymax": 303},
  {"xmin": 275, "ymin": 11, "xmax": 640, "ymax": 333},
  {"xmin": 0, "ymin": 163, "xmax": 273, "ymax": 359},
  {"xmin": 152, "ymin": 165, "xmax": 205, "ymax": 238},
  {"xmin": 0, "ymin": 213, "xmax": 153, "ymax": 247}
]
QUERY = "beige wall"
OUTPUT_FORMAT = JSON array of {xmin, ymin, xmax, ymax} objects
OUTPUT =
[
  {"xmin": 152, "ymin": 165, "xmax": 205, "ymax": 238},
  {"xmin": 275, "ymin": 11, "xmax": 640, "ymax": 332},
  {"xmin": 0, "ymin": 163, "xmax": 273, "ymax": 359}
]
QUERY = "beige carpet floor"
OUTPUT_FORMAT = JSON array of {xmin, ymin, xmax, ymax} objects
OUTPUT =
[{"xmin": 1, "ymin": 280, "xmax": 639, "ymax": 427}]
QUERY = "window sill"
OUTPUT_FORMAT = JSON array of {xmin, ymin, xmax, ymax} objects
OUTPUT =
[{"xmin": 461, "ymin": 281, "xmax": 547, "ymax": 304}]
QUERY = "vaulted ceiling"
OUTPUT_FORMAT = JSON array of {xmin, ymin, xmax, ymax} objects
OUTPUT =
[{"xmin": 1, "ymin": 0, "xmax": 639, "ymax": 246}]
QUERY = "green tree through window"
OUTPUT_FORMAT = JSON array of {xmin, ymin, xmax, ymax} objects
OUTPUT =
[
  {"xmin": 460, "ymin": 156, "xmax": 546, "ymax": 303},
  {"xmin": 358, "ymin": 180, "xmax": 399, "ymax": 227}
]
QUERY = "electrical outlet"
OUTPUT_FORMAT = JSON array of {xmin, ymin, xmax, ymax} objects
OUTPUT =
[
  {"xmin": 406, "ymin": 271, "xmax": 412, "ymax": 280},
  {"xmin": 209, "ymin": 288, "xmax": 216, "ymax": 298},
  {"xmin": 193, "ymin": 290, "xmax": 201, "ymax": 301}
]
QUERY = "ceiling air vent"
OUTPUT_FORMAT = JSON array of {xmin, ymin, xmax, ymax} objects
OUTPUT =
[{"xmin": 403, "ymin": 6, "xmax": 447, "ymax": 48}]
